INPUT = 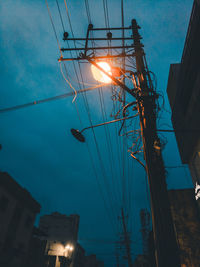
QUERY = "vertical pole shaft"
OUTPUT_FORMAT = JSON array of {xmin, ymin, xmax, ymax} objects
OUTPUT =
[
  {"xmin": 131, "ymin": 19, "xmax": 180, "ymax": 267},
  {"xmin": 121, "ymin": 0, "xmax": 126, "ymax": 208},
  {"xmin": 121, "ymin": 208, "xmax": 133, "ymax": 267}
]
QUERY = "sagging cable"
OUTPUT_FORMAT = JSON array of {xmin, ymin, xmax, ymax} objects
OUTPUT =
[{"xmin": 59, "ymin": 62, "xmax": 77, "ymax": 103}]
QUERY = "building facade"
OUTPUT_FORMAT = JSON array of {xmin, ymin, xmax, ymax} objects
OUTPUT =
[
  {"xmin": 73, "ymin": 243, "xmax": 86, "ymax": 267},
  {"xmin": 168, "ymin": 189, "xmax": 200, "ymax": 266},
  {"xmin": 0, "ymin": 172, "xmax": 41, "ymax": 267},
  {"xmin": 39, "ymin": 212, "xmax": 80, "ymax": 267},
  {"xmin": 167, "ymin": 0, "xmax": 200, "ymax": 194},
  {"xmin": 24, "ymin": 227, "xmax": 47, "ymax": 267}
]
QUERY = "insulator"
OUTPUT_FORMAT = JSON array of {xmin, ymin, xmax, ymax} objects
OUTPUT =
[
  {"xmin": 107, "ymin": 32, "xmax": 112, "ymax": 39},
  {"xmin": 63, "ymin": 32, "xmax": 69, "ymax": 39}
]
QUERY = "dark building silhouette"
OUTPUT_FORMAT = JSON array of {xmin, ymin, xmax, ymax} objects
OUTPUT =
[
  {"xmin": 73, "ymin": 243, "xmax": 86, "ymax": 267},
  {"xmin": 168, "ymin": 189, "xmax": 200, "ymax": 266},
  {"xmin": 39, "ymin": 212, "xmax": 80, "ymax": 267},
  {"xmin": 139, "ymin": 189, "xmax": 200, "ymax": 266},
  {"xmin": 167, "ymin": 0, "xmax": 200, "ymax": 193},
  {"xmin": 24, "ymin": 227, "xmax": 47, "ymax": 267},
  {"xmin": 0, "ymin": 172, "xmax": 41, "ymax": 267},
  {"xmin": 133, "ymin": 254, "xmax": 150, "ymax": 267}
]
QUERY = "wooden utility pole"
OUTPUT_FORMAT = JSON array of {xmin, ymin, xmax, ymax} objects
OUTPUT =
[
  {"xmin": 61, "ymin": 18, "xmax": 181, "ymax": 267},
  {"xmin": 131, "ymin": 19, "xmax": 180, "ymax": 267}
]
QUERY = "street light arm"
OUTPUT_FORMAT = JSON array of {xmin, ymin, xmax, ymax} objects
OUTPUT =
[
  {"xmin": 81, "ymin": 115, "xmax": 138, "ymax": 133},
  {"xmin": 71, "ymin": 115, "xmax": 138, "ymax": 143}
]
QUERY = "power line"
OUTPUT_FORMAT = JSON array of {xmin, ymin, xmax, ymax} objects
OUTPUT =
[
  {"xmin": 45, "ymin": 0, "xmax": 63, "ymax": 56},
  {"xmin": 56, "ymin": 0, "xmax": 65, "ymax": 32},
  {"xmin": 0, "ymin": 85, "xmax": 106, "ymax": 113},
  {"xmin": 63, "ymin": 0, "xmax": 120, "ymax": 233}
]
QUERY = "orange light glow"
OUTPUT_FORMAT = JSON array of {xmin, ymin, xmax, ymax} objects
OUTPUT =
[{"xmin": 91, "ymin": 62, "xmax": 112, "ymax": 83}]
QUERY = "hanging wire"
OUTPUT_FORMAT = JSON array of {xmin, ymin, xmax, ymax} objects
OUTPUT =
[
  {"xmin": 53, "ymin": 0, "xmax": 146, "ymax": 258},
  {"xmin": 45, "ymin": 0, "xmax": 63, "ymax": 56},
  {"xmin": 56, "ymin": 0, "xmax": 118, "ymax": 230},
  {"xmin": 56, "ymin": 0, "xmax": 65, "ymax": 32},
  {"xmin": 98, "ymin": 87, "xmax": 121, "ymax": 216},
  {"xmin": 59, "ymin": 62, "xmax": 77, "ymax": 102},
  {"xmin": 63, "ymin": 0, "xmax": 120, "ymax": 233}
]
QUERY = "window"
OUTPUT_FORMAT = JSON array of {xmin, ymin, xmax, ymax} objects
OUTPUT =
[{"xmin": 0, "ymin": 195, "xmax": 9, "ymax": 212}]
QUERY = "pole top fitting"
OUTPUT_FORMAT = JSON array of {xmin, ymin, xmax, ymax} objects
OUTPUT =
[
  {"xmin": 63, "ymin": 32, "xmax": 69, "ymax": 40},
  {"xmin": 107, "ymin": 32, "xmax": 112, "ymax": 39}
]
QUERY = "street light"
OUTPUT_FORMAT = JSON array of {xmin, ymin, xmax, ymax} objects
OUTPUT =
[
  {"xmin": 65, "ymin": 244, "xmax": 74, "ymax": 252},
  {"xmin": 91, "ymin": 61, "xmax": 112, "ymax": 83},
  {"xmin": 64, "ymin": 243, "xmax": 74, "ymax": 258},
  {"xmin": 91, "ymin": 60, "xmax": 123, "ymax": 84}
]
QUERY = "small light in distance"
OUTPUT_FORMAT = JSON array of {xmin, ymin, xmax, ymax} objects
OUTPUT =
[
  {"xmin": 69, "ymin": 245, "xmax": 74, "ymax": 251},
  {"xmin": 91, "ymin": 62, "xmax": 112, "ymax": 83},
  {"xmin": 65, "ymin": 244, "xmax": 74, "ymax": 251},
  {"xmin": 65, "ymin": 244, "xmax": 70, "ymax": 250}
]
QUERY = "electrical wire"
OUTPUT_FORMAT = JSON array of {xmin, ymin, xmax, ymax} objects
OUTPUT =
[
  {"xmin": 56, "ymin": 0, "xmax": 65, "ymax": 32},
  {"xmin": 45, "ymin": 0, "xmax": 120, "ymax": 234},
  {"xmin": 59, "ymin": 62, "xmax": 77, "ymax": 102},
  {"xmin": 0, "ymin": 84, "xmax": 111, "ymax": 113},
  {"xmin": 98, "ymin": 87, "xmax": 122, "ymax": 223},
  {"xmin": 45, "ymin": 0, "xmax": 63, "ymax": 56},
  {"xmin": 56, "ymin": 1, "xmax": 147, "ymax": 259},
  {"xmin": 63, "ymin": 0, "xmax": 120, "ymax": 234}
]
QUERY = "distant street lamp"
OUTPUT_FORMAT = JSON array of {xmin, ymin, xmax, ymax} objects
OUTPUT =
[
  {"xmin": 65, "ymin": 244, "xmax": 74, "ymax": 252},
  {"xmin": 64, "ymin": 243, "xmax": 74, "ymax": 258}
]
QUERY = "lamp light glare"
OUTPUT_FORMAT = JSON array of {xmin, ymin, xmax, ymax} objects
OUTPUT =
[
  {"xmin": 69, "ymin": 245, "xmax": 74, "ymax": 251},
  {"xmin": 65, "ymin": 244, "xmax": 74, "ymax": 251},
  {"xmin": 91, "ymin": 62, "xmax": 112, "ymax": 83}
]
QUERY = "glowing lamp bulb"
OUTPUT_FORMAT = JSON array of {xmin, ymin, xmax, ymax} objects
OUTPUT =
[
  {"xmin": 65, "ymin": 244, "xmax": 74, "ymax": 251},
  {"xmin": 91, "ymin": 62, "xmax": 112, "ymax": 83}
]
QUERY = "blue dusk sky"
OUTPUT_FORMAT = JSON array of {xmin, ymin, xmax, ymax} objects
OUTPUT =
[{"xmin": 0, "ymin": 0, "xmax": 194, "ymax": 266}]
